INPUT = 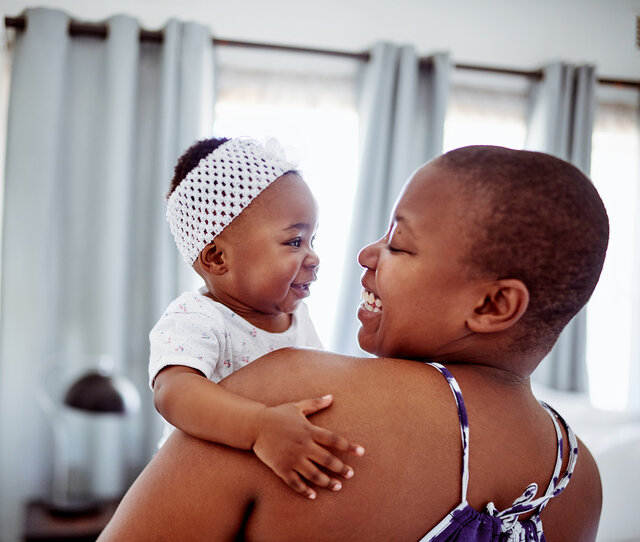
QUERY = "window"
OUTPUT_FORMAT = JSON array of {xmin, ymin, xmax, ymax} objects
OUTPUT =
[
  {"xmin": 586, "ymin": 85, "xmax": 640, "ymax": 411},
  {"xmin": 207, "ymin": 56, "xmax": 640, "ymax": 411},
  {"xmin": 211, "ymin": 48, "xmax": 361, "ymax": 348},
  {"xmin": 443, "ymin": 70, "xmax": 529, "ymax": 152}
]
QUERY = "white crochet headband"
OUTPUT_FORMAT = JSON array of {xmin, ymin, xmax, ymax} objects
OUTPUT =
[{"xmin": 167, "ymin": 137, "xmax": 296, "ymax": 265}]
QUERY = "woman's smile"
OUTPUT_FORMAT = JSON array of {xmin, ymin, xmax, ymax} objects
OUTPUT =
[{"xmin": 360, "ymin": 289, "xmax": 382, "ymax": 312}]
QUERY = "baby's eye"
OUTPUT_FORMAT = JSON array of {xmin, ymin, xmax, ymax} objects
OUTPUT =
[
  {"xmin": 286, "ymin": 238, "xmax": 302, "ymax": 248},
  {"xmin": 310, "ymin": 234, "xmax": 317, "ymax": 248}
]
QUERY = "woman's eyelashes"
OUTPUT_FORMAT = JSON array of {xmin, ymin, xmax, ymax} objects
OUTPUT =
[
  {"xmin": 386, "ymin": 229, "xmax": 413, "ymax": 255},
  {"xmin": 386, "ymin": 242, "xmax": 413, "ymax": 255},
  {"xmin": 386, "ymin": 234, "xmax": 401, "ymax": 253}
]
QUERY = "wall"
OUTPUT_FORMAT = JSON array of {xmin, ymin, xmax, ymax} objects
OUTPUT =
[{"xmin": 1, "ymin": 0, "xmax": 639, "ymax": 80}]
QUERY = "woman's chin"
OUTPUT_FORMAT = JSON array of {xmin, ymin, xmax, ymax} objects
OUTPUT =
[
  {"xmin": 356, "ymin": 327, "xmax": 380, "ymax": 357},
  {"xmin": 356, "ymin": 306, "xmax": 384, "ymax": 355}
]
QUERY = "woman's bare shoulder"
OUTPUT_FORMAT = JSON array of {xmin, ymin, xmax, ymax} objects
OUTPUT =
[
  {"xmin": 219, "ymin": 348, "xmax": 432, "ymax": 404},
  {"xmin": 99, "ymin": 354, "xmax": 460, "ymax": 541},
  {"xmin": 541, "ymin": 436, "xmax": 602, "ymax": 542}
]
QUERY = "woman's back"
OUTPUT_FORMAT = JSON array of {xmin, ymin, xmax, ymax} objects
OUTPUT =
[
  {"xmin": 99, "ymin": 350, "xmax": 601, "ymax": 542},
  {"xmin": 218, "ymin": 350, "xmax": 601, "ymax": 541}
]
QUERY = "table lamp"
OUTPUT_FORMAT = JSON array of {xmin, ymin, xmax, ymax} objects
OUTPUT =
[
  {"xmin": 38, "ymin": 356, "xmax": 140, "ymax": 515},
  {"xmin": 64, "ymin": 369, "xmax": 140, "ymax": 414}
]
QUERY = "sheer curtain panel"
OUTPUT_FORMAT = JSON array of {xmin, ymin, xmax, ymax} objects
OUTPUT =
[
  {"xmin": 334, "ymin": 43, "xmax": 450, "ymax": 355},
  {"xmin": 0, "ymin": 8, "xmax": 215, "ymax": 541},
  {"xmin": 526, "ymin": 62, "xmax": 597, "ymax": 392}
]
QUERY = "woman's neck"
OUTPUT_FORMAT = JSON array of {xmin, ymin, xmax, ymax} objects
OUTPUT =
[{"xmin": 429, "ymin": 337, "xmax": 545, "ymax": 385}]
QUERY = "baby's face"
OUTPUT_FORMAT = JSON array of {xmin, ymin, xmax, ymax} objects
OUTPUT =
[
  {"xmin": 213, "ymin": 173, "xmax": 320, "ymax": 316},
  {"xmin": 357, "ymin": 163, "xmax": 485, "ymax": 360}
]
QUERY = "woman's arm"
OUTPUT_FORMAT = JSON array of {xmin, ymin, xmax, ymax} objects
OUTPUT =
[{"xmin": 98, "ymin": 431, "xmax": 256, "ymax": 541}]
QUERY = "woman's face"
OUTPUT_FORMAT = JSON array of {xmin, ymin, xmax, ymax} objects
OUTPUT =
[{"xmin": 357, "ymin": 162, "xmax": 485, "ymax": 360}]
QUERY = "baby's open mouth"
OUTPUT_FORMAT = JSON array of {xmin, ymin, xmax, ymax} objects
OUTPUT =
[
  {"xmin": 361, "ymin": 289, "xmax": 382, "ymax": 312},
  {"xmin": 291, "ymin": 282, "xmax": 311, "ymax": 291}
]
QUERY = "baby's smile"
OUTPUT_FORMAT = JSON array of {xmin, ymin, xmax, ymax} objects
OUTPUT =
[
  {"xmin": 290, "ymin": 281, "xmax": 313, "ymax": 298},
  {"xmin": 361, "ymin": 289, "xmax": 382, "ymax": 312},
  {"xmin": 291, "ymin": 282, "xmax": 310, "ymax": 290}
]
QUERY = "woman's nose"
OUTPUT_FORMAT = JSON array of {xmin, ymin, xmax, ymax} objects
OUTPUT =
[{"xmin": 358, "ymin": 238, "xmax": 382, "ymax": 270}]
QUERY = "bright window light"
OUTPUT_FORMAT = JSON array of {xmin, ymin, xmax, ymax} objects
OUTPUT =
[
  {"xmin": 586, "ymin": 88, "xmax": 639, "ymax": 411},
  {"xmin": 212, "ymin": 63, "xmax": 359, "ymax": 349},
  {"xmin": 443, "ymin": 73, "xmax": 529, "ymax": 152}
]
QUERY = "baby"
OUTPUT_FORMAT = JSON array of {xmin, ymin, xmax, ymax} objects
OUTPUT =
[{"xmin": 148, "ymin": 137, "xmax": 364, "ymax": 499}]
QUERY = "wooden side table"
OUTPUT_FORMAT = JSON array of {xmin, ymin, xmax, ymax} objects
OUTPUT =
[{"xmin": 22, "ymin": 499, "xmax": 119, "ymax": 542}]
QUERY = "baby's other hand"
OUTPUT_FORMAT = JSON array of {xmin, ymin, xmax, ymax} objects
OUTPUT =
[{"xmin": 252, "ymin": 394, "xmax": 365, "ymax": 500}]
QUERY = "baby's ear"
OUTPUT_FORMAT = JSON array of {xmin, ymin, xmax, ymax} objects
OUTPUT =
[
  {"xmin": 466, "ymin": 279, "xmax": 529, "ymax": 333},
  {"xmin": 196, "ymin": 242, "xmax": 227, "ymax": 275}
]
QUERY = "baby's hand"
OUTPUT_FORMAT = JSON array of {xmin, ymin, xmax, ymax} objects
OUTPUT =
[{"xmin": 252, "ymin": 394, "xmax": 365, "ymax": 500}]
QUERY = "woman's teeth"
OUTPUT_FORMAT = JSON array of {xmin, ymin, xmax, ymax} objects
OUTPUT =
[{"xmin": 361, "ymin": 289, "xmax": 382, "ymax": 312}]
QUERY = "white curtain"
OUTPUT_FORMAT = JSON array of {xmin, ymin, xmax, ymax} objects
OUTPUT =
[
  {"xmin": 526, "ymin": 62, "xmax": 596, "ymax": 392},
  {"xmin": 631, "ymin": 100, "xmax": 640, "ymax": 411},
  {"xmin": 333, "ymin": 43, "xmax": 450, "ymax": 355},
  {"xmin": 0, "ymin": 8, "xmax": 214, "ymax": 541}
]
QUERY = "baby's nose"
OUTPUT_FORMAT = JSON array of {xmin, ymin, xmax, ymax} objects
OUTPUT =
[{"xmin": 305, "ymin": 248, "xmax": 320, "ymax": 269}]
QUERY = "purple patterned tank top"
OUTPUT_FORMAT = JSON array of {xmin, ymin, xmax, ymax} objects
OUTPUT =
[{"xmin": 419, "ymin": 363, "xmax": 578, "ymax": 542}]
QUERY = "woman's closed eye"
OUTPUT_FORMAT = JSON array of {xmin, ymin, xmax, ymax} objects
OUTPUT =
[{"xmin": 386, "ymin": 244, "xmax": 413, "ymax": 255}]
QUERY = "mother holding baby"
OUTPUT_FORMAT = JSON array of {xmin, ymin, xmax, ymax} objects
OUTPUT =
[{"xmin": 100, "ymin": 144, "xmax": 606, "ymax": 541}]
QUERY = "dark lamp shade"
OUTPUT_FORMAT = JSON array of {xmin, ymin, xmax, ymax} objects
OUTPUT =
[{"xmin": 63, "ymin": 371, "xmax": 140, "ymax": 414}]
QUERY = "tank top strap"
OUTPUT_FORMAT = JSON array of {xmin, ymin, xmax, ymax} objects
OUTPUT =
[
  {"xmin": 425, "ymin": 362, "xmax": 579, "ymax": 528},
  {"xmin": 489, "ymin": 400, "xmax": 580, "ymax": 526},
  {"xmin": 426, "ymin": 362, "xmax": 470, "ymax": 503},
  {"xmin": 537, "ymin": 401, "xmax": 579, "ymax": 509}
]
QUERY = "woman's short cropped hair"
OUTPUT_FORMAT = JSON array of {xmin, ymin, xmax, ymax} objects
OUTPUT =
[{"xmin": 437, "ymin": 145, "xmax": 609, "ymax": 353}]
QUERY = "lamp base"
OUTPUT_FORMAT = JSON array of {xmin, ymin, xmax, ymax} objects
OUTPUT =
[{"xmin": 45, "ymin": 493, "xmax": 100, "ymax": 516}]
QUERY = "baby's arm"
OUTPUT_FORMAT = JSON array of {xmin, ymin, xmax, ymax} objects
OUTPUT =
[{"xmin": 153, "ymin": 365, "xmax": 365, "ymax": 499}]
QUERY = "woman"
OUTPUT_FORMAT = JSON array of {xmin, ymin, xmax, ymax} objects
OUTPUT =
[{"xmin": 99, "ymin": 146, "xmax": 605, "ymax": 541}]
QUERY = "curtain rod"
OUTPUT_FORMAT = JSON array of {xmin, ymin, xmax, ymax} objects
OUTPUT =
[{"xmin": 5, "ymin": 15, "xmax": 640, "ymax": 89}]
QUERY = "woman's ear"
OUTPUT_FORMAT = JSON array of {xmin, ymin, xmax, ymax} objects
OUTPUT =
[
  {"xmin": 196, "ymin": 242, "xmax": 227, "ymax": 275},
  {"xmin": 466, "ymin": 279, "xmax": 529, "ymax": 333}
]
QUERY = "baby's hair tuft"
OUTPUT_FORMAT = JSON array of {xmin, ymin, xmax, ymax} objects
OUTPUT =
[{"xmin": 167, "ymin": 137, "xmax": 230, "ymax": 199}]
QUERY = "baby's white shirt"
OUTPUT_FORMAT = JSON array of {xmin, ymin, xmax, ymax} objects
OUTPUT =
[
  {"xmin": 148, "ymin": 288, "xmax": 323, "ymax": 446},
  {"xmin": 149, "ymin": 288, "xmax": 323, "ymax": 388}
]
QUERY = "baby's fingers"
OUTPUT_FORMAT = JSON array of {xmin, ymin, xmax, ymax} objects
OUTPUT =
[
  {"xmin": 312, "ymin": 426, "xmax": 365, "ymax": 458},
  {"xmin": 281, "ymin": 471, "xmax": 318, "ymax": 500},
  {"xmin": 295, "ymin": 394, "xmax": 333, "ymax": 416},
  {"xmin": 297, "ymin": 460, "xmax": 344, "ymax": 493},
  {"xmin": 307, "ymin": 441, "xmax": 356, "ymax": 480}
]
